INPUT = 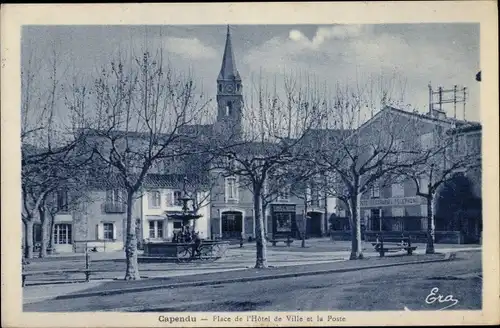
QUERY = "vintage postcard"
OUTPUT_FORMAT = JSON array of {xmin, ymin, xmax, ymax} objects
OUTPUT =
[{"xmin": 1, "ymin": 2, "xmax": 498, "ymax": 327}]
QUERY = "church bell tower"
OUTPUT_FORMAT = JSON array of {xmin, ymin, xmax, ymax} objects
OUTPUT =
[{"xmin": 216, "ymin": 25, "xmax": 243, "ymax": 137}]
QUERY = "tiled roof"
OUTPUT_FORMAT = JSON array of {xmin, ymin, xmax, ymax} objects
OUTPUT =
[{"xmin": 143, "ymin": 173, "xmax": 209, "ymax": 189}]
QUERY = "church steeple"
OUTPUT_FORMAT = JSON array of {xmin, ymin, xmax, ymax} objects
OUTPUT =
[
  {"xmin": 218, "ymin": 25, "xmax": 241, "ymax": 81},
  {"xmin": 216, "ymin": 25, "xmax": 243, "ymax": 138}
]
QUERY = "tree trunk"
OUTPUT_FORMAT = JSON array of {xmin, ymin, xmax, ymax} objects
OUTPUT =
[
  {"xmin": 349, "ymin": 192, "xmax": 363, "ymax": 260},
  {"xmin": 48, "ymin": 213, "xmax": 56, "ymax": 252},
  {"xmin": 253, "ymin": 185, "xmax": 268, "ymax": 268},
  {"xmin": 39, "ymin": 206, "xmax": 48, "ymax": 258},
  {"xmin": 124, "ymin": 189, "xmax": 140, "ymax": 280},
  {"xmin": 426, "ymin": 194, "xmax": 436, "ymax": 254},
  {"xmin": 302, "ymin": 199, "xmax": 307, "ymax": 248},
  {"xmin": 24, "ymin": 220, "xmax": 34, "ymax": 259},
  {"xmin": 261, "ymin": 201, "xmax": 267, "ymax": 237}
]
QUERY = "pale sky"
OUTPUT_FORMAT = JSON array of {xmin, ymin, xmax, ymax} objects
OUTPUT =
[{"xmin": 22, "ymin": 24, "xmax": 480, "ymax": 124}]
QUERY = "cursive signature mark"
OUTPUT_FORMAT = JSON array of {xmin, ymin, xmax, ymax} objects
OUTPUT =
[{"xmin": 425, "ymin": 287, "xmax": 459, "ymax": 310}]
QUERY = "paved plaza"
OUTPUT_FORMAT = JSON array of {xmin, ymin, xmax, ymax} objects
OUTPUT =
[
  {"xmin": 24, "ymin": 250, "xmax": 482, "ymax": 312},
  {"xmin": 22, "ymin": 238, "xmax": 481, "ymax": 306}
]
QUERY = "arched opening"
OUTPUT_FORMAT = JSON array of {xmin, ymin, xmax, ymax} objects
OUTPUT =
[
  {"xmin": 435, "ymin": 173, "xmax": 482, "ymax": 243},
  {"xmin": 221, "ymin": 210, "xmax": 243, "ymax": 239},
  {"xmin": 306, "ymin": 211, "xmax": 323, "ymax": 237},
  {"xmin": 218, "ymin": 84, "xmax": 222, "ymax": 93}
]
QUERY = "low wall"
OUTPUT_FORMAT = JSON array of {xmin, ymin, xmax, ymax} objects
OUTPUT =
[
  {"xmin": 329, "ymin": 230, "xmax": 464, "ymax": 244},
  {"xmin": 73, "ymin": 240, "xmax": 124, "ymax": 253}
]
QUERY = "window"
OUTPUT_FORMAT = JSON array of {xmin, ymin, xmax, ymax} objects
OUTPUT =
[
  {"xmin": 173, "ymin": 221, "xmax": 182, "ymax": 230},
  {"xmin": 148, "ymin": 220, "xmax": 164, "ymax": 239},
  {"xmin": 148, "ymin": 191, "xmax": 161, "ymax": 208},
  {"xmin": 54, "ymin": 224, "xmax": 72, "ymax": 244},
  {"xmin": 237, "ymin": 83, "xmax": 241, "ymax": 92},
  {"xmin": 57, "ymin": 190, "xmax": 69, "ymax": 212},
  {"xmin": 277, "ymin": 186, "xmax": 290, "ymax": 202},
  {"xmin": 311, "ymin": 188, "xmax": 320, "ymax": 206},
  {"xmin": 419, "ymin": 177, "xmax": 429, "ymax": 194},
  {"xmin": 106, "ymin": 189, "xmax": 122, "ymax": 203},
  {"xmin": 33, "ymin": 223, "xmax": 42, "ymax": 243},
  {"xmin": 226, "ymin": 101, "xmax": 232, "ymax": 116},
  {"xmin": 173, "ymin": 190, "xmax": 183, "ymax": 206},
  {"xmin": 103, "ymin": 223, "xmax": 114, "ymax": 240},
  {"xmin": 370, "ymin": 184, "xmax": 380, "ymax": 198},
  {"xmin": 225, "ymin": 177, "xmax": 238, "ymax": 201},
  {"xmin": 391, "ymin": 183, "xmax": 404, "ymax": 198},
  {"xmin": 218, "ymin": 84, "xmax": 222, "ymax": 93}
]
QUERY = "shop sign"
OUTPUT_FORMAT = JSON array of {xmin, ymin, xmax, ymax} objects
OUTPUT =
[{"xmin": 360, "ymin": 197, "xmax": 424, "ymax": 207}]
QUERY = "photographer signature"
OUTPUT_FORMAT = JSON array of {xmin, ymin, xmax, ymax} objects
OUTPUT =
[
  {"xmin": 425, "ymin": 287, "xmax": 459, "ymax": 310},
  {"xmin": 404, "ymin": 287, "xmax": 459, "ymax": 311}
]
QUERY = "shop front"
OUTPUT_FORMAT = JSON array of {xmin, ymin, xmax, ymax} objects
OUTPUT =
[{"xmin": 271, "ymin": 204, "xmax": 297, "ymax": 239}]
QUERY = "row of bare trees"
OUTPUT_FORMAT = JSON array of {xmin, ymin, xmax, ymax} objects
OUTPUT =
[{"xmin": 22, "ymin": 44, "xmax": 479, "ymax": 278}]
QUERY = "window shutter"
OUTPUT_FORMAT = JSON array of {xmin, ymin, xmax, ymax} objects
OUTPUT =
[
  {"xmin": 163, "ymin": 219, "xmax": 168, "ymax": 239},
  {"xmin": 224, "ymin": 179, "xmax": 229, "ymax": 202},
  {"xmin": 112, "ymin": 223, "xmax": 117, "ymax": 240},
  {"xmin": 147, "ymin": 192, "xmax": 153, "ymax": 208},
  {"xmin": 235, "ymin": 178, "xmax": 239, "ymax": 202},
  {"xmin": 420, "ymin": 178, "xmax": 429, "ymax": 194},
  {"xmin": 166, "ymin": 192, "xmax": 173, "ymax": 207},
  {"xmin": 96, "ymin": 224, "xmax": 103, "ymax": 240}
]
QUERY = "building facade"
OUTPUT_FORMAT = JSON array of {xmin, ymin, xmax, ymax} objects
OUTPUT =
[
  {"xmin": 26, "ymin": 27, "xmax": 482, "ymax": 255},
  {"xmin": 329, "ymin": 107, "xmax": 482, "ymax": 244}
]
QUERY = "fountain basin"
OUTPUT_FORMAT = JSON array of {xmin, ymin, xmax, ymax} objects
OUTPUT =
[{"xmin": 139, "ymin": 240, "xmax": 230, "ymax": 263}]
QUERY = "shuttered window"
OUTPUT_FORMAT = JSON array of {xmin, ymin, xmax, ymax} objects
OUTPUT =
[
  {"xmin": 148, "ymin": 191, "xmax": 161, "ymax": 208},
  {"xmin": 103, "ymin": 223, "xmax": 114, "ymax": 240},
  {"xmin": 225, "ymin": 177, "xmax": 238, "ymax": 202}
]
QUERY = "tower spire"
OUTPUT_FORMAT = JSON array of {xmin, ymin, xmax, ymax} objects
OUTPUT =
[{"xmin": 218, "ymin": 25, "xmax": 240, "ymax": 81}]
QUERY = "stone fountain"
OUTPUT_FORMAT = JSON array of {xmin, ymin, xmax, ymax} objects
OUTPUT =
[{"xmin": 140, "ymin": 177, "xmax": 229, "ymax": 262}]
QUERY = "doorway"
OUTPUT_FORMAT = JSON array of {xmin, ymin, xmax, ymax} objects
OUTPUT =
[
  {"xmin": 221, "ymin": 211, "xmax": 243, "ymax": 239},
  {"xmin": 306, "ymin": 212, "xmax": 323, "ymax": 237}
]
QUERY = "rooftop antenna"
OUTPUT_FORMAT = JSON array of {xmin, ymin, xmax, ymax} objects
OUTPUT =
[
  {"xmin": 428, "ymin": 83, "xmax": 467, "ymax": 119},
  {"xmin": 463, "ymin": 87, "xmax": 467, "ymax": 121}
]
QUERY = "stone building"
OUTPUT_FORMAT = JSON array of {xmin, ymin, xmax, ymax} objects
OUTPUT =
[{"xmin": 329, "ymin": 106, "xmax": 482, "ymax": 244}]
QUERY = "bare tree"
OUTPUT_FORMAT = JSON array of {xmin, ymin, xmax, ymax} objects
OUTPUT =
[
  {"xmin": 395, "ymin": 123, "xmax": 481, "ymax": 253},
  {"xmin": 211, "ymin": 74, "xmax": 324, "ymax": 268},
  {"xmin": 314, "ymin": 81, "xmax": 423, "ymax": 260},
  {"xmin": 72, "ymin": 50, "xmax": 210, "ymax": 280},
  {"xmin": 21, "ymin": 44, "xmax": 86, "ymax": 259}
]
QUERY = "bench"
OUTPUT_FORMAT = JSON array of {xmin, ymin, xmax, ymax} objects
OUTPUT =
[
  {"xmin": 22, "ymin": 250, "xmax": 93, "ymax": 287},
  {"xmin": 372, "ymin": 235, "xmax": 417, "ymax": 257},
  {"xmin": 269, "ymin": 236, "xmax": 294, "ymax": 247},
  {"xmin": 22, "ymin": 269, "xmax": 93, "ymax": 287}
]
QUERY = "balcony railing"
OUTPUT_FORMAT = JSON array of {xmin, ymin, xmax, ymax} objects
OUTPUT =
[{"xmin": 102, "ymin": 202, "xmax": 127, "ymax": 213}]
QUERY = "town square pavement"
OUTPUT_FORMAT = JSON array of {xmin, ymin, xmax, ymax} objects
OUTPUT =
[{"xmin": 22, "ymin": 238, "xmax": 481, "ymax": 305}]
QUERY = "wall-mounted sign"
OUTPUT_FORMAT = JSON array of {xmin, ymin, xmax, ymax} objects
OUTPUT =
[
  {"xmin": 272, "ymin": 204, "xmax": 296, "ymax": 213},
  {"xmin": 360, "ymin": 197, "xmax": 424, "ymax": 208}
]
